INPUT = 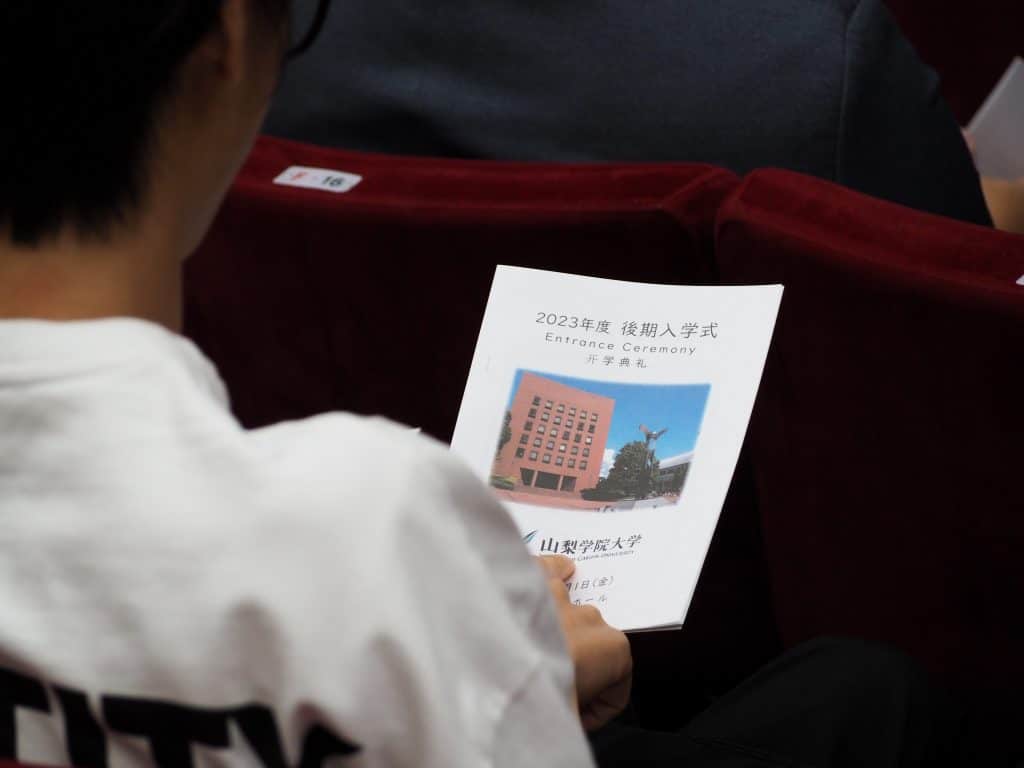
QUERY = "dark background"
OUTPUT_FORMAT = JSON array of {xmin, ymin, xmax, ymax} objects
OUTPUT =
[{"xmin": 886, "ymin": 0, "xmax": 1023, "ymax": 123}]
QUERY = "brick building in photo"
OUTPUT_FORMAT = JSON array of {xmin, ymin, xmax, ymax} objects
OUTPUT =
[{"xmin": 493, "ymin": 372, "xmax": 614, "ymax": 497}]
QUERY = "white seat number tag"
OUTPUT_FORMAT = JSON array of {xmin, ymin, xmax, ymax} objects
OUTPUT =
[{"xmin": 273, "ymin": 166, "xmax": 363, "ymax": 194}]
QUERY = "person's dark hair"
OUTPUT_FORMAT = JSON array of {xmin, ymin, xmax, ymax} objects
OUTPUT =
[{"xmin": 0, "ymin": 1, "xmax": 288, "ymax": 246}]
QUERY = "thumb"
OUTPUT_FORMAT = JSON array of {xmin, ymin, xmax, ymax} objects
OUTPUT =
[{"xmin": 537, "ymin": 554, "xmax": 576, "ymax": 581}]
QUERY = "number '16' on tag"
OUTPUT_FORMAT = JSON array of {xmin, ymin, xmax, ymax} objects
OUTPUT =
[{"xmin": 273, "ymin": 166, "xmax": 363, "ymax": 194}]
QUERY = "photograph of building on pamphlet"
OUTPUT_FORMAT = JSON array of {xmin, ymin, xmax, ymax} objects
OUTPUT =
[{"xmin": 489, "ymin": 370, "xmax": 711, "ymax": 512}]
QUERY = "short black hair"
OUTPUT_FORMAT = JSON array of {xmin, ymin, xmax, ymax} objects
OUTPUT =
[{"xmin": 0, "ymin": 1, "xmax": 286, "ymax": 246}]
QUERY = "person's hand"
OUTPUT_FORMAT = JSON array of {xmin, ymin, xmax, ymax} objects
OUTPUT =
[
  {"xmin": 981, "ymin": 177, "xmax": 1024, "ymax": 235},
  {"xmin": 537, "ymin": 555, "xmax": 632, "ymax": 731},
  {"xmin": 961, "ymin": 130, "xmax": 1024, "ymax": 234}
]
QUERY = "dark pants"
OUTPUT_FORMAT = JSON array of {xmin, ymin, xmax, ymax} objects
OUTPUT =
[{"xmin": 591, "ymin": 638, "xmax": 1015, "ymax": 768}]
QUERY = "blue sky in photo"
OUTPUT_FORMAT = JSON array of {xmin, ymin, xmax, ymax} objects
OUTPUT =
[{"xmin": 505, "ymin": 370, "xmax": 711, "ymax": 473}]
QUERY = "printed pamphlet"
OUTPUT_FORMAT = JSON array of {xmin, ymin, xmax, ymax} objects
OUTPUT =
[{"xmin": 451, "ymin": 266, "xmax": 782, "ymax": 631}]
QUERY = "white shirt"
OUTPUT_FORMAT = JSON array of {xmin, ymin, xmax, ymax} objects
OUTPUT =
[{"xmin": 0, "ymin": 318, "xmax": 593, "ymax": 768}]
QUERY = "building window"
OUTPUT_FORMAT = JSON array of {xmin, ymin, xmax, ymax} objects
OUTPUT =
[
  {"xmin": 591, "ymin": 413, "xmax": 598, "ymax": 422},
  {"xmin": 519, "ymin": 434, "xmax": 529, "ymax": 445},
  {"xmin": 535, "ymin": 471, "xmax": 559, "ymax": 490},
  {"xmin": 554, "ymin": 416, "xmax": 562, "ymax": 425},
  {"xmin": 523, "ymin": 420, "xmax": 533, "ymax": 431},
  {"xmin": 559, "ymin": 444, "xmax": 567, "ymax": 452},
  {"xmin": 588, "ymin": 424, "xmax": 596, "ymax": 434},
  {"xmin": 515, "ymin": 447, "xmax": 525, "ymax": 458},
  {"xmin": 541, "ymin": 412, "xmax": 549, "ymax": 422},
  {"xmin": 581, "ymin": 410, "xmax": 588, "ymax": 419},
  {"xmin": 557, "ymin": 404, "xmax": 565, "ymax": 413},
  {"xmin": 574, "ymin": 434, "xmax": 582, "ymax": 443},
  {"xmin": 571, "ymin": 446, "xmax": 579, "ymax": 456},
  {"xmin": 562, "ymin": 431, "xmax": 571, "ymax": 440},
  {"xmin": 555, "ymin": 456, "xmax": 564, "ymax": 466},
  {"xmin": 546, "ymin": 440, "xmax": 555, "ymax": 450},
  {"xmin": 576, "ymin": 423, "xmax": 584, "ymax": 432},
  {"xmin": 583, "ymin": 448, "xmax": 590, "ymax": 458},
  {"xmin": 580, "ymin": 461, "xmax": 588, "ymax": 470},
  {"xmin": 569, "ymin": 407, "xmax": 577, "ymax": 416},
  {"xmin": 528, "ymin": 408, "xmax": 537, "ymax": 418},
  {"xmin": 585, "ymin": 437, "xmax": 593, "ymax": 445},
  {"xmin": 537, "ymin": 425, "xmax": 545, "ymax": 435},
  {"xmin": 568, "ymin": 459, "xmax": 576, "ymax": 468},
  {"xmin": 545, "ymin": 400, "xmax": 553, "ymax": 409},
  {"xmin": 561, "ymin": 476, "xmax": 577, "ymax": 492},
  {"xmin": 566, "ymin": 419, "xmax": 574, "ymax": 428},
  {"xmin": 532, "ymin": 396, "xmax": 541, "ymax": 406},
  {"xmin": 533, "ymin": 438, "xmax": 542, "ymax": 447},
  {"xmin": 529, "ymin": 451, "xmax": 538, "ymax": 461},
  {"xmin": 521, "ymin": 468, "xmax": 535, "ymax": 485},
  {"xmin": 542, "ymin": 453, "xmax": 552, "ymax": 464}
]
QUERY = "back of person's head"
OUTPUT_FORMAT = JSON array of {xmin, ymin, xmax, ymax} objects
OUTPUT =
[{"xmin": 0, "ymin": 1, "xmax": 289, "ymax": 248}]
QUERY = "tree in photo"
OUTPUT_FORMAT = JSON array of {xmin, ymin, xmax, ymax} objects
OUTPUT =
[
  {"xmin": 496, "ymin": 410, "xmax": 512, "ymax": 458},
  {"xmin": 583, "ymin": 441, "xmax": 660, "ymax": 500}
]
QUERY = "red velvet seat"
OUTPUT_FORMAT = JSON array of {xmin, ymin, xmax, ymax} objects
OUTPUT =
[
  {"xmin": 186, "ymin": 135, "xmax": 736, "ymax": 439},
  {"xmin": 184, "ymin": 137, "xmax": 781, "ymax": 727},
  {"xmin": 716, "ymin": 169, "xmax": 1024, "ymax": 702}
]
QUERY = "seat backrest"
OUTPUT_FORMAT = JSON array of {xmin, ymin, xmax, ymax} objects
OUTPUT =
[
  {"xmin": 716, "ymin": 168, "xmax": 1024, "ymax": 695},
  {"xmin": 185, "ymin": 135, "xmax": 736, "ymax": 439}
]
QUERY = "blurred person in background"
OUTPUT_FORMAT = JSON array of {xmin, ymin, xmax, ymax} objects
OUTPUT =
[{"xmin": 267, "ymin": 0, "xmax": 991, "ymax": 226}]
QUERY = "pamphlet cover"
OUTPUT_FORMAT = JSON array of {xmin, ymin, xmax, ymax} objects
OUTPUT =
[{"xmin": 451, "ymin": 266, "xmax": 782, "ymax": 631}]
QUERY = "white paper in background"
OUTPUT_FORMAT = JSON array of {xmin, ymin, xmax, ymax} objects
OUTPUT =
[
  {"xmin": 968, "ymin": 57, "xmax": 1024, "ymax": 180},
  {"xmin": 451, "ymin": 266, "xmax": 782, "ymax": 632}
]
